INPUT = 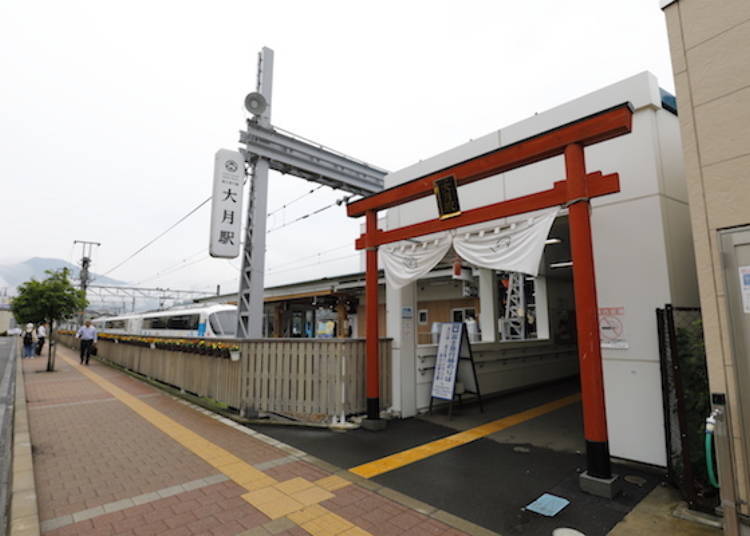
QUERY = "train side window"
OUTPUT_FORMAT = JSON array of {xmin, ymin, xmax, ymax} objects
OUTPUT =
[
  {"xmin": 143, "ymin": 317, "xmax": 166, "ymax": 329},
  {"xmin": 166, "ymin": 314, "xmax": 200, "ymax": 330}
]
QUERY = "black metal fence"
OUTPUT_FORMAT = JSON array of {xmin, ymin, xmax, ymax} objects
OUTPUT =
[{"xmin": 657, "ymin": 305, "xmax": 718, "ymax": 513}]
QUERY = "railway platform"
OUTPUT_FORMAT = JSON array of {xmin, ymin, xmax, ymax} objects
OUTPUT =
[{"xmin": 14, "ymin": 345, "xmax": 720, "ymax": 536}]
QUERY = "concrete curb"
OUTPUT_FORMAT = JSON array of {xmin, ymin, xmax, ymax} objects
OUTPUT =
[
  {"xmin": 0, "ymin": 338, "xmax": 18, "ymax": 536},
  {"xmin": 9, "ymin": 356, "xmax": 40, "ymax": 536}
]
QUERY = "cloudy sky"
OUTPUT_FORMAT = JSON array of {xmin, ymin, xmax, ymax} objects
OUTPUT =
[{"xmin": 0, "ymin": 0, "xmax": 674, "ymax": 300}]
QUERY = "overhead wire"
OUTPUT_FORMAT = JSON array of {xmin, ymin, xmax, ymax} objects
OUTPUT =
[
  {"xmin": 100, "ymin": 169, "xmax": 257, "ymax": 279},
  {"xmin": 267, "ymin": 184, "xmax": 324, "ymax": 217},
  {"xmin": 102, "ymin": 196, "xmax": 212, "ymax": 277},
  {"xmin": 102, "ymin": 170, "xmax": 348, "ymax": 283},
  {"xmin": 134, "ymin": 247, "xmax": 209, "ymax": 285},
  {"xmin": 266, "ymin": 194, "xmax": 352, "ymax": 234},
  {"xmin": 137, "ymin": 256, "xmax": 212, "ymax": 282},
  {"xmin": 265, "ymin": 242, "xmax": 353, "ymax": 272},
  {"xmin": 266, "ymin": 253, "xmax": 359, "ymax": 275}
]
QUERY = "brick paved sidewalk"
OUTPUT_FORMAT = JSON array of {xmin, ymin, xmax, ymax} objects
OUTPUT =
[{"xmin": 22, "ymin": 346, "xmax": 484, "ymax": 536}]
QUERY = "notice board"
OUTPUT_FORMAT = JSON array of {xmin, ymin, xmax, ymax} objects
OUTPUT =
[{"xmin": 431, "ymin": 322, "xmax": 479, "ymax": 401}]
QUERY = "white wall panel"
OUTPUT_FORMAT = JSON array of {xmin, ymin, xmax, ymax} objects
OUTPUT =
[{"xmin": 603, "ymin": 359, "xmax": 667, "ymax": 466}]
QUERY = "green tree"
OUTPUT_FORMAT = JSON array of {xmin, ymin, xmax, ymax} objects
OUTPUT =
[{"xmin": 12, "ymin": 268, "xmax": 88, "ymax": 371}]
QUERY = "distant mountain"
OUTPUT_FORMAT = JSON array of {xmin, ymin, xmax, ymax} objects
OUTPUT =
[{"xmin": 0, "ymin": 257, "xmax": 127, "ymax": 292}]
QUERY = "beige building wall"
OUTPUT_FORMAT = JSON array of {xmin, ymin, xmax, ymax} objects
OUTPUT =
[{"xmin": 662, "ymin": 0, "xmax": 750, "ymax": 521}]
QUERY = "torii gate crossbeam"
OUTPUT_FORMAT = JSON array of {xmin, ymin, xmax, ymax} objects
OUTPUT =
[{"xmin": 347, "ymin": 102, "xmax": 633, "ymax": 483}]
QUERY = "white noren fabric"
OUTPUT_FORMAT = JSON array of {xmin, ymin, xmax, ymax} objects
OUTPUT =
[
  {"xmin": 380, "ymin": 207, "xmax": 559, "ymax": 289},
  {"xmin": 380, "ymin": 234, "xmax": 452, "ymax": 289}
]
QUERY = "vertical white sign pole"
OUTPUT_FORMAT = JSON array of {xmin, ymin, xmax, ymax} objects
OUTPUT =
[{"xmin": 237, "ymin": 47, "xmax": 273, "ymax": 338}]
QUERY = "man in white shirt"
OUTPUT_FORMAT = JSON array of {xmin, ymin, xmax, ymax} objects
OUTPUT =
[
  {"xmin": 76, "ymin": 320, "xmax": 97, "ymax": 365},
  {"xmin": 36, "ymin": 322, "xmax": 48, "ymax": 356}
]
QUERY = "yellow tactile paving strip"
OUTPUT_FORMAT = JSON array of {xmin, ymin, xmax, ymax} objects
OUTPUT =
[
  {"xmin": 350, "ymin": 393, "xmax": 582, "ymax": 479},
  {"xmin": 58, "ymin": 354, "xmax": 367, "ymax": 536}
]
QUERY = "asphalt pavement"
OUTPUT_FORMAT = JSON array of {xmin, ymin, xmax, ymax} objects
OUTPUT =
[{"xmin": 251, "ymin": 378, "xmax": 662, "ymax": 536}]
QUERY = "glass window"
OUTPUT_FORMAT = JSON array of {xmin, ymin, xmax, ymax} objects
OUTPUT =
[
  {"xmin": 451, "ymin": 308, "xmax": 476, "ymax": 323},
  {"xmin": 166, "ymin": 314, "xmax": 200, "ymax": 330},
  {"xmin": 209, "ymin": 311, "xmax": 236, "ymax": 337},
  {"xmin": 418, "ymin": 310, "xmax": 428, "ymax": 325},
  {"xmin": 143, "ymin": 316, "xmax": 166, "ymax": 329}
]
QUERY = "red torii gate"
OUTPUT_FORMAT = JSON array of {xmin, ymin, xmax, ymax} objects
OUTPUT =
[{"xmin": 347, "ymin": 103, "xmax": 633, "ymax": 481}]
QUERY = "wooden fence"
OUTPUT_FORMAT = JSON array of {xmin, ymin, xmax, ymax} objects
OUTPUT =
[
  {"xmin": 56, "ymin": 333, "xmax": 243, "ymax": 408},
  {"xmin": 56, "ymin": 333, "xmax": 392, "ymax": 420},
  {"xmin": 241, "ymin": 339, "xmax": 391, "ymax": 418}
]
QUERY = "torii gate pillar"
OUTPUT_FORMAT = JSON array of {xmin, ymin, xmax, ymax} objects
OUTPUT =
[{"xmin": 565, "ymin": 143, "xmax": 618, "ymax": 493}]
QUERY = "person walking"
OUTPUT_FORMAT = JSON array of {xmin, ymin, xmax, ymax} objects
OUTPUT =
[
  {"xmin": 76, "ymin": 320, "xmax": 97, "ymax": 365},
  {"xmin": 36, "ymin": 322, "xmax": 47, "ymax": 356},
  {"xmin": 21, "ymin": 323, "xmax": 36, "ymax": 358}
]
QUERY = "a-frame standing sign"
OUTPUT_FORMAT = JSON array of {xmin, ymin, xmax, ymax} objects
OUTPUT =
[{"xmin": 429, "ymin": 322, "xmax": 484, "ymax": 419}]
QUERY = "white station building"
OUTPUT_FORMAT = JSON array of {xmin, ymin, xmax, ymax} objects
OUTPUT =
[{"xmin": 377, "ymin": 71, "xmax": 697, "ymax": 468}]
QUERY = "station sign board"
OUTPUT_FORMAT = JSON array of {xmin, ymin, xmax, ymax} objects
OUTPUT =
[{"xmin": 209, "ymin": 149, "xmax": 245, "ymax": 258}]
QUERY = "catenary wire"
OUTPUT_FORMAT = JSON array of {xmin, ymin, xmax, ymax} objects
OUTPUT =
[
  {"xmin": 264, "ymin": 243, "xmax": 353, "ymax": 272},
  {"xmin": 102, "ymin": 196, "xmax": 212, "ymax": 277},
  {"xmin": 267, "ymin": 184, "xmax": 324, "ymax": 217},
  {"xmin": 106, "ymin": 181, "xmax": 346, "ymax": 282},
  {"xmin": 267, "ymin": 253, "xmax": 359, "ymax": 275},
  {"xmin": 266, "ymin": 195, "xmax": 351, "ymax": 233}
]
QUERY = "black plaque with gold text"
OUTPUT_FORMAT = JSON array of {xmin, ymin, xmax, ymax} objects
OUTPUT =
[{"xmin": 433, "ymin": 175, "xmax": 461, "ymax": 219}]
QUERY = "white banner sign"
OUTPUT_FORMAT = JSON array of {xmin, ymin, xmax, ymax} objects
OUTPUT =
[
  {"xmin": 209, "ymin": 149, "xmax": 245, "ymax": 258},
  {"xmin": 431, "ymin": 323, "xmax": 464, "ymax": 400}
]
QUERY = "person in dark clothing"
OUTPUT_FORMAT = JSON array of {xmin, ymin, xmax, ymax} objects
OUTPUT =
[
  {"xmin": 75, "ymin": 320, "xmax": 97, "ymax": 365},
  {"xmin": 21, "ymin": 323, "xmax": 35, "ymax": 358}
]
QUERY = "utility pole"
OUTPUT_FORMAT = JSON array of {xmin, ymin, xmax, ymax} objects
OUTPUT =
[
  {"xmin": 236, "ymin": 47, "xmax": 273, "ymax": 339},
  {"xmin": 74, "ymin": 240, "xmax": 101, "ymax": 322}
]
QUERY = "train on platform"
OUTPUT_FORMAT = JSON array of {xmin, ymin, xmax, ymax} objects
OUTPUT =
[{"xmin": 90, "ymin": 304, "xmax": 238, "ymax": 338}]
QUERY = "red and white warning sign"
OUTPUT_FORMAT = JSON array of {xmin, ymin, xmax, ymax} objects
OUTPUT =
[{"xmin": 599, "ymin": 307, "xmax": 629, "ymax": 349}]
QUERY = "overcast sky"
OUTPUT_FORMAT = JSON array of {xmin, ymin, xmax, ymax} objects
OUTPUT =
[{"xmin": 0, "ymin": 0, "xmax": 674, "ymax": 302}]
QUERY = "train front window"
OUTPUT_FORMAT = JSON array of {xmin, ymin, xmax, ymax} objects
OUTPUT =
[{"xmin": 209, "ymin": 311, "xmax": 236, "ymax": 337}]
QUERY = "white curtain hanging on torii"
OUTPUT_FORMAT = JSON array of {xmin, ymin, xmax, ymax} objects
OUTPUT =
[
  {"xmin": 380, "ymin": 234, "xmax": 453, "ymax": 290},
  {"xmin": 381, "ymin": 207, "xmax": 559, "ymax": 289}
]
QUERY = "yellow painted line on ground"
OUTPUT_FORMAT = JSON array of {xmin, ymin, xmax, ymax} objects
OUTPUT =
[
  {"xmin": 58, "ymin": 353, "xmax": 366, "ymax": 535},
  {"xmin": 349, "ymin": 392, "xmax": 582, "ymax": 479}
]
